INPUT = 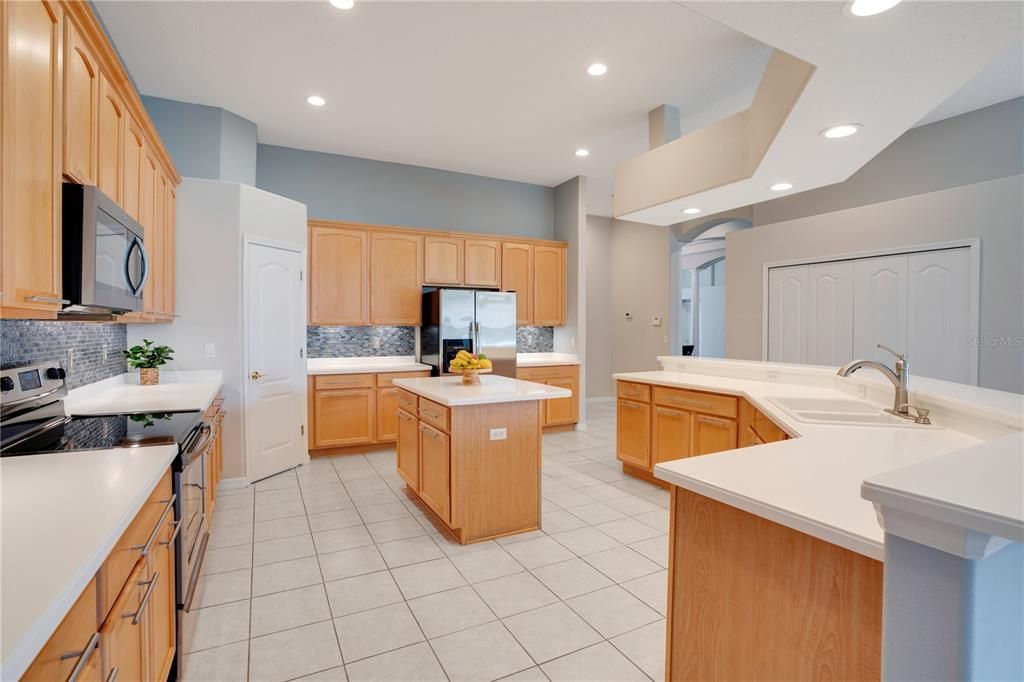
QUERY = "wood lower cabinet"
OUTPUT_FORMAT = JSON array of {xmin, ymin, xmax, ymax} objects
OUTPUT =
[
  {"xmin": 21, "ymin": 579, "xmax": 101, "ymax": 682},
  {"xmin": 370, "ymin": 232, "xmax": 422, "ymax": 325},
  {"xmin": 309, "ymin": 225, "xmax": 368, "ymax": 325},
  {"xmin": 616, "ymin": 398, "xmax": 651, "ymax": 469},
  {"xmin": 653, "ymin": 405, "xmax": 691, "ymax": 464},
  {"xmin": 396, "ymin": 408, "xmax": 419, "ymax": 488},
  {"xmin": 501, "ymin": 242, "xmax": 534, "ymax": 326},
  {"xmin": 309, "ymin": 371, "xmax": 429, "ymax": 452},
  {"xmin": 146, "ymin": 506, "xmax": 176, "ymax": 682},
  {"xmin": 516, "ymin": 365, "xmax": 579, "ymax": 428},
  {"xmin": 692, "ymin": 413, "xmax": 738, "ymax": 456},
  {"xmin": 418, "ymin": 422, "xmax": 451, "ymax": 523}
]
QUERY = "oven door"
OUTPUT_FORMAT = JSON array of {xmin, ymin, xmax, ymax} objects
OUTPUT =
[{"xmin": 176, "ymin": 422, "xmax": 212, "ymax": 674}]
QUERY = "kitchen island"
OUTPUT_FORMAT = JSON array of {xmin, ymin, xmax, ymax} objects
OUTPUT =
[
  {"xmin": 393, "ymin": 374, "xmax": 570, "ymax": 544},
  {"xmin": 616, "ymin": 357, "xmax": 1022, "ymax": 682}
]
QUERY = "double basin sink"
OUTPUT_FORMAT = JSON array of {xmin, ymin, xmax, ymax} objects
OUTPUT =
[{"xmin": 766, "ymin": 396, "xmax": 936, "ymax": 428}]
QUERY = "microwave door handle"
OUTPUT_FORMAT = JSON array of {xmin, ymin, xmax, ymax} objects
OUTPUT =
[
  {"xmin": 123, "ymin": 237, "xmax": 138, "ymax": 293},
  {"xmin": 124, "ymin": 237, "xmax": 149, "ymax": 295},
  {"xmin": 135, "ymin": 238, "xmax": 150, "ymax": 295}
]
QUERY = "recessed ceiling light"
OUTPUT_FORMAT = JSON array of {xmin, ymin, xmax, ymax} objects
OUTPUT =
[
  {"xmin": 329, "ymin": 0, "xmax": 355, "ymax": 9},
  {"xmin": 682, "ymin": 208, "xmax": 701, "ymax": 215},
  {"xmin": 770, "ymin": 182, "xmax": 793, "ymax": 191},
  {"xmin": 587, "ymin": 63, "xmax": 608, "ymax": 76},
  {"xmin": 848, "ymin": 0, "xmax": 901, "ymax": 16},
  {"xmin": 306, "ymin": 95, "xmax": 326, "ymax": 107},
  {"xmin": 821, "ymin": 123, "xmax": 861, "ymax": 139},
  {"xmin": 574, "ymin": 148, "xmax": 590, "ymax": 157}
]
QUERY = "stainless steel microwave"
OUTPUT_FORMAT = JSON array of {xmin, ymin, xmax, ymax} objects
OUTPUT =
[{"xmin": 62, "ymin": 183, "xmax": 148, "ymax": 315}]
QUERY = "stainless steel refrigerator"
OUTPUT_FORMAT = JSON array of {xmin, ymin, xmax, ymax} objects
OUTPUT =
[{"xmin": 420, "ymin": 288, "xmax": 517, "ymax": 378}]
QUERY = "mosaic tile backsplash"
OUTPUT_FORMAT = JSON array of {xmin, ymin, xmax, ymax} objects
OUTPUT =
[
  {"xmin": 307, "ymin": 326, "xmax": 416, "ymax": 358},
  {"xmin": 1, "ymin": 320, "xmax": 128, "ymax": 390},
  {"xmin": 517, "ymin": 326, "xmax": 555, "ymax": 353}
]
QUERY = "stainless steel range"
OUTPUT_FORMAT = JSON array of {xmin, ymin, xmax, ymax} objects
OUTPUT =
[{"xmin": 0, "ymin": 360, "xmax": 213, "ymax": 679}]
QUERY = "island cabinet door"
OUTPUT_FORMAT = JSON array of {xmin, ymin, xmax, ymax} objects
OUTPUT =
[
  {"xmin": 396, "ymin": 410, "xmax": 419, "ymax": 488},
  {"xmin": 617, "ymin": 399, "xmax": 651, "ymax": 469},
  {"xmin": 314, "ymin": 388, "xmax": 375, "ymax": 447},
  {"xmin": 692, "ymin": 413, "xmax": 738, "ymax": 455},
  {"xmin": 653, "ymin": 406, "xmax": 691, "ymax": 464},
  {"xmin": 418, "ymin": 423, "xmax": 451, "ymax": 523}
]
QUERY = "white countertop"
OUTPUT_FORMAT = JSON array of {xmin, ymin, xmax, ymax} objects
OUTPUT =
[
  {"xmin": 307, "ymin": 356, "xmax": 431, "ymax": 376},
  {"xmin": 66, "ymin": 370, "xmax": 224, "ymax": 415},
  {"xmin": 517, "ymin": 352, "xmax": 581, "ymax": 367},
  {"xmin": 1, "ymin": 444, "xmax": 179, "ymax": 680},
  {"xmin": 618, "ymin": 359, "xmax": 1022, "ymax": 561},
  {"xmin": 394, "ymin": 374, "xmax": 571, "ymax": 407}
]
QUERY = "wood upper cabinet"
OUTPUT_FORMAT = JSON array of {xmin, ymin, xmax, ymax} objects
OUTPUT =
[
  {"xmin": 314, "ymin": 388, "xmax": 375, "ymax": 447},
  {"xmin": 692, "ymin": 413, "xmax": 738, "ymax": 456},
  {"xmin": 96, "ymin": 70, "xmax": 124, "ymax": 204},
  {"xmin": 161, "ymin": 175, "xmax": 176, "ymax": 315},
  {"xmin": 0, "ymin": 0, "xmax": 64, "ymax": 315},
  {"xmin": 309, "ymin": 226, "xmax": 368, "ymax": 325},
  {"xmin": 653, "ymin": 405, "xmax": 691, "ymax": 464},
  {"xmin": 533, "ymin": 245, "xmax": 565, "ymax": 326},
  {"xmin": 423, "ymin": 236, "xmax": 463, "ymax": 285},
  {"xmin": 122, "ymin": 115, "xmax": 145, "ymax": 222},
  {"xmin": 464, "ymin": 239, "xmax": 501, "ymax": 288},
  {"xmin": 141, "ymin": 153, "xmax": 159, "ymax": 313},
  {"xmin": 370, "ymin": 232, "xmax": 422, "ymax": 325},
  {"xmin": 501, "ymin": 242, "xmax": 533, "ymax": 325},
  {"xmin": 617, "ymin": 399, "xmax": 651, "ymax": 469},
  {"xmin": 418, "ymin": 422, "xmax": 451, "ymax": 523},
  {"xmin": 63, "ymin": 15, "xmax": 99, "ymax": 184},
  {"xmin": 21, "ymin": 578, "xmax": 100, "ymax": 682},
  {"xmin": 396, "ymin": 409, "xmax": 419, "ymax": 488}
]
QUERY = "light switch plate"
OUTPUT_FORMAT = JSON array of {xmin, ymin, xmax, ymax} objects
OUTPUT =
[
  {"xmin": 489, "ymin": 427, "xmax": 507, "ymax": 441},
  {"xmin": 651, "ymin": 315, "xmax": 662, "ymax": 326},
  {"xmin": 204, "ymin": 343, "xmax": 216, "ymax": 358}
]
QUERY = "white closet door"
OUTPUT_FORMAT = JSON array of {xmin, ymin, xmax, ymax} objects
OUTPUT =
[
  {"xmin": 768, "ymin": 265, "xmax": 809, "ymax": 363},
  {"xmin": 853, "ymin": 255, "xmax": 909, "ymax": 365},
  {"xmin": 807, "ymin": 261, "xmax": 854, "ymax": 366},
  {"xmin": 907, "ymin": 248, "xmax": 973, "ymax": 384}
]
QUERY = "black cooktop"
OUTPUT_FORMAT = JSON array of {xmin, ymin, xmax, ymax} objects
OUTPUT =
[{"xmin": 1, "ymin": 410, "xmax": 203, "ymax": 457}]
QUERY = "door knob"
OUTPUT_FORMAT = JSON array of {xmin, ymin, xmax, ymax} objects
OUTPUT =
[{"xmin": 251, "ymin": 371, "xmax": 264, "ymax": 380}]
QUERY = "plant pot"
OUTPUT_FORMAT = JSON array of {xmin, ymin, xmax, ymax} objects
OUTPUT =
[{"xmin": 139, "ymin": 368, "xmax": 160, "ymax": 386}]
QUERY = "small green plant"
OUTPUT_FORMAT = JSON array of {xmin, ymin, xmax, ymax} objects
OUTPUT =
[{"xmin": 123, "ymin": 339, "xmax": 174, "ymax": 369}]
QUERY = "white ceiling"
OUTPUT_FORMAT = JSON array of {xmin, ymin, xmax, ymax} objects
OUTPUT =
[
  {"xmin": 93, "ymin": 0, "xmax": 773, "ymax": 217},
  {"xmin": 915, "ymin": 41, "xmax": 1024, "ymax": 128}
]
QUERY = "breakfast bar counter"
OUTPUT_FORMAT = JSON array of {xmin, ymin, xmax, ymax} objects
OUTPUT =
[{"xmin": 392, "ymin": 375, "xmax": 570, "ymax": 543}]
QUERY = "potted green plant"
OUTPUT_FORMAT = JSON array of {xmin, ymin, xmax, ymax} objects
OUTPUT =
[{"xmin": 123, "ymin": 339, "xmax": 174, "ymax": 385}]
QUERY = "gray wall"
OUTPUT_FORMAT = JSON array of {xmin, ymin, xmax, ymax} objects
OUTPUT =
[
  {"xmin": 585, "ymin": 216, "xmax": 614, "ymax": 398},
  {"xmin": 752, "ymin": 97, "xmax": 1024, "ymax": 226},
  {"xmin": 256, "ymin": 144, "xmax": 554, "ymax": 238},
  {"xmin": 727, "ymin": 99, "xmax": 1024, "ymax": 393},
  {"xmin": 141, "ymin": 96, "xmax": 258, "ymax": 185}
]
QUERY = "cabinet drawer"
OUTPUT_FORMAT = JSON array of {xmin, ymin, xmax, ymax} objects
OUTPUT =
[
  {"xmin": 99, "ymin": 469, "xmax": 173, "ymax": 620},
  {"xmin": 396, "ymin": 388, "xmax": 419, "ymax": 412},
  {"xmin": 617, "ymin": 381, "xmax": 651, "ymax": 402},
  {"xmin": 22, "ymin": 578, "xmax": 100, "ymax": 682},
  {"xmin": 418, "ymin": 398, "xmax": 451, "ymax": 432},
  {"xmin": 653, "ymin": 386, "xmax": 737, "ymax": 419},
  {"xmin": 376, "ymin": 371, "xmax": 430, "ymax": 388},
  {"xmin": 518, "ymin": 365, "xmax": 576, "ymax": 381},
  {"xmin": 314, "ymin": 373, "xmax": 374, "ymax": 390}
]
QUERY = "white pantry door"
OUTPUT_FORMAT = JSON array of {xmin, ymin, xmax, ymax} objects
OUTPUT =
[
  {"xmin": 907, "ymin": 248, "xmax": 973, "ymax": 384},
  {"xmin": 807, "ymin": 260, "xmax": 854, "ymax": 366},
  {"xmin": 853, "ymin": 255, "xmax": 909, "ymax": 367},
  {"xmin": 767, "ymin": 265, "xmax": 809, "ymax": 364},
  {"xmin": 245, "ymin": 241, "xmax": 308, "ymax": 482}
]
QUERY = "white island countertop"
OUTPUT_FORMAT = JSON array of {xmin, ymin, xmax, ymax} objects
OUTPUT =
[
  {"xmin": 308, "ymin": 356, "xmax": 431, "ymax": 375},
  {"xmin": 619, "ymin": 358, "xmax": 1023, "ymax": 561},
  {"xmin": 517, "ymin": 352, "xmax": 580, "ymax": 367},
  {"xmin": 65, "ymin": 370, "xmax": 223, "ymax": 415},
  {"xmin": 394, "ymin": 374, "xmax": 571, "ymax": 406},
  {"xmin": 1, "ymin": 444, "xmax": 179, "ymax": 681}
]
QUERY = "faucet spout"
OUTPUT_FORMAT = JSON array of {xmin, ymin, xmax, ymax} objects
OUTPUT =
[
  {"xmin": 836, "ymin": 347, "xmax": 911, "ymax": 416},
  {"xmin": 836, "ymin": 359, "xmax": 900, "ymax": 388}
]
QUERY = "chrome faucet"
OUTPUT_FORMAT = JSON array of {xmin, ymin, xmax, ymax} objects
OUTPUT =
[{"xmin": 837, "ymin": 344, "xmax": 929, "ymax": 423}]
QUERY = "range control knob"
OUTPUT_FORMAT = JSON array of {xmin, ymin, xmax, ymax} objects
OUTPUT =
[
  {"xmin": 45, "ymin": 367, "xmax": 66, "ymax": 381},
  {"xmin": 0, "ymin": 377, "xmax": 14, "ymax": 392}
]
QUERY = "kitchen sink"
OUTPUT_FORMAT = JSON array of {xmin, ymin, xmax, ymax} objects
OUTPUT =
[{"xmin": 765, "ymin": 396, "xmax": 934, "ymax": 428}]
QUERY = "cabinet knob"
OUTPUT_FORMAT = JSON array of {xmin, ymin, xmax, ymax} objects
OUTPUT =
[{"xmin": 251, "ymin": 371, "xmax": 264, "ymax": 380}]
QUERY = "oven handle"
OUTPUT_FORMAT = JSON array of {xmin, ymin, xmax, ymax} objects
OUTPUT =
[
  {"xmin": 184, "ymin": 423, "xmax": 214, "ymax": 460},
  {"xmin": 182, "ymin": 531, "xmax": 209, "ymax": 613}
]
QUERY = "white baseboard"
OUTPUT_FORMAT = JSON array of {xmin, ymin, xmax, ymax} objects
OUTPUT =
[{"xmin": 217, "ymin": 477, "xmax": 248, "ymax": 491}]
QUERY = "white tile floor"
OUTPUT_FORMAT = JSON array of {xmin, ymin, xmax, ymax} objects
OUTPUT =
[{"xmin": 185, "ymin": 400, "xmax": 668, "ymax": 682}]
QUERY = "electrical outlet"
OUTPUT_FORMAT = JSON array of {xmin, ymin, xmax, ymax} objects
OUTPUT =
[
  {"xmin": 651, "ymin": 315, "xmax": 662, "ymax": 327},
  {"xmin": 204, "ymin": 343, "xmax": 216, "ymax": 358},
  {"xmin": 625, "ymin": 312, "xmax": 633, "ymax": 320},
  {"xmin": 371, "ymin": 336, "xmax": 382, "ymax": 350},
  {"xmin": 489, "ymin": 427, "xmax": 507, "ymax": 441}
]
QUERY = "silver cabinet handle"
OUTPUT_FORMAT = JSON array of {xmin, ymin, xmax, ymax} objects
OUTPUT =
[
  {"xmin": 106, "ymin": 666, "xmax": 119, "ymax": 682},
  {"xmin": 61, "ymin": 632, "xmax": 100, "ymax": 682},
  {"xmin": 124, "ymin": 572, "xmax": 159, "ymax": 625},
  {"xmin": 420, "ymin": 409, "xmax": 440, "ymax": 419},
  {"xmin": 664, "ymin": 397, "xmax": 714, "ymax": 409},
  {"xmin": 419, "ymin": 424, "xmax": 441, "ymax": 439},
  {"xmin": 398, "ymin": 411, "xmax": 413, "ymax": 422},
  {"xmin": 159, "ymin": 517, "xmax": 183, "ymax": 546},
  {"xmin": 619, "ymin": 401, "xmax": 643, "ymax": 411},
  {"xmin": 656, "ymin": 407, "xmax": 684, "ymax": 417},
  {"xmin": 25, "ymin": 295, "xmax": 71, "ymax": 305},
  {"xmin": 131, "ymin": 494, "xmax": 176, "ymax": 557},
  {"xmin": 696, "ymin": 415, "xmax": 730, "ymax": 427}
]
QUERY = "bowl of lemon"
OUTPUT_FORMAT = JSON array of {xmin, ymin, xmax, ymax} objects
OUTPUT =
[{"xmin": 448, "ymin": 350, "xmax": 493, "ymax": 385}]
